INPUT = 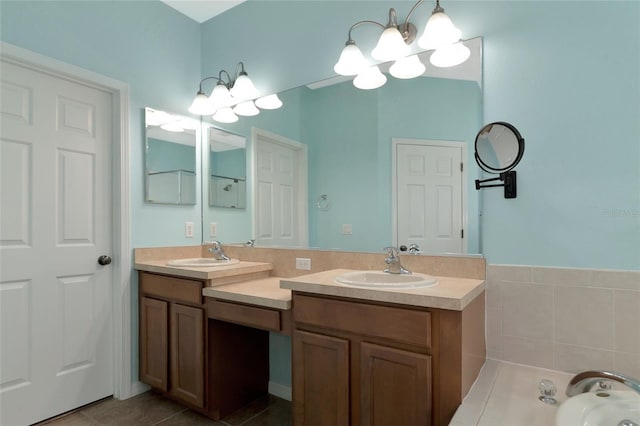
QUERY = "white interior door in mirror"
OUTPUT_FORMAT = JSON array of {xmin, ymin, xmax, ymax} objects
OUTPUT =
[
  {"xmin": 253, "ymin": 128, "xmax": 308, "ymax": 247},
  {"xmin": 394, "ymin": 140, "xmax": 465, "ymax": 254}
]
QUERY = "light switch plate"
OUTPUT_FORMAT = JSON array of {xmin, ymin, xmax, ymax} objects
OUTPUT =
[
  {"xmin": 209, "ymin": 222, "xmax": 217, "ymax": 237},
  {"xmin": 185, "ymin": 222, "xmax": 194, "ymax": 238},
  {"xmin": 342, "ymin": 224, "xmax": 353, "ymax": 235},
  {"xmin": 295, "ymin": 258, "xmax": 311, "ymax": 270}
]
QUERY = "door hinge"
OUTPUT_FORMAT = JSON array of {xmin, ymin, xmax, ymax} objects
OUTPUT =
[
  {"xmin": 460, "ymin": 162, "xmax": 464, "ymax": 172},
  {"xmin": 461, "ymin": 229, "xmax": 464, "ymax": 239}
]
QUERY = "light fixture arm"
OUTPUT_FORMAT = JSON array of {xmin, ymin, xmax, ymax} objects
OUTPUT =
[
  {"xmin": 346, "ymin": 20, "xmax": 385, "ymax": 44},
  {"xmin": 196, "ymin": 75, "xmax": 222, "ymax": 93}
]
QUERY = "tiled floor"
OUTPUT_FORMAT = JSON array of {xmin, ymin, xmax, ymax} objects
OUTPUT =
[{"xmin": 36, "ymin": 392, "xmax": 291, "ymax": 426}]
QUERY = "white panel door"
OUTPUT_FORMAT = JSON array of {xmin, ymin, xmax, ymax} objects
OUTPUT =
[
  {"xmin": 0, "ymin": 59, "xmax": 113, "ymax": 425},
  {"xmin": 254, "ymin": 130, "xmax": 307, "ymax": 247},
  {"xmin": 396, "ymin": 142, "xmax": 464, "ymax": 253}
]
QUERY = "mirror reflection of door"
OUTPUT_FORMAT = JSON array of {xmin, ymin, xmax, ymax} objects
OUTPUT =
[
  {"xmin": 394, "ymin": 139, "xmax": 466, "ymax": 254},
  {"xmin": 252, "ymin": 128, "xmax": 308, "ymax": 247}
]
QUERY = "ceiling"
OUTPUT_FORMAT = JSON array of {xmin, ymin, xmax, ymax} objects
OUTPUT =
[{"xmin": 160, "ymin": 0, "xmax": 245, "ymax": 23}]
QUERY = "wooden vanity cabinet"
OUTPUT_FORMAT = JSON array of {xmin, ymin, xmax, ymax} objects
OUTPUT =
[
  {"xmin": 292, "ymin": 292, "xmax": 485, "ymax": 426},
  {"xmin": 139, "ymin": 272, "xmax": 206, "ymax": 409}
]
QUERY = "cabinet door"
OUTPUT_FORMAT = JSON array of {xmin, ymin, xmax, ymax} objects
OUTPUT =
[
  {"xmin": 140, "ymin": 297, "xmax": 168, "ymax": 391},
  {"xmin": 360, "ymin": 342, "xmax": 432, "ymax": 426},
  {"xmin": 293, "ymin": 330, "xmax": 350, "ymax": 426},
  {"xmin": 170, "ymin": 303, "xmax": 205, "ymax": 408}
]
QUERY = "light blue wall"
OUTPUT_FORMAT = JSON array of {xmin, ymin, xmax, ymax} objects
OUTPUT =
[
  {"xmin": 201, "ymin": 0, "xmax": 639, "ymax": 271},
  {"xmin": 148, "ymin": 138, "xmax": 197, "ymax": 172}
]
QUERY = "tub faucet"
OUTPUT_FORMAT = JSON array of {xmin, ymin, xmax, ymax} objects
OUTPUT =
[
  {"xmin": 383, "ymin": 246, "xmax": 411, "ymax": 275},
  {"xmin": 207, "ymin": 240, "xmax": 230, "ymax": 261},
  {"xmin": 566, "ymin": 370, "xmax": 640, "ymax": 396}
]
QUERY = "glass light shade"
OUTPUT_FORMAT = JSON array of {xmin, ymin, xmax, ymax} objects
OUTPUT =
[
  {"xmin": 160, "ymin": 121, "xmax": 184, "ymax": 132},
  {"xmin": 230, "ymin": 74, "xmax": 259, "ymax": 101},
  {"xmin": 334, "ymin": 43, "xmax": 368, "ymax": 76},
  {"xmin": 371, "ymin": 27, "xmax": 410, "ymax": 61},
  {"xmin": 233, "ymin": 100, "xmax": 260, "ymax": 117},
  {"xmin": 212, "ymin": 107, "xmax": 238, "ymax": 124},
  {"xmin": 209, "ymin": 84, "xmax": 233, "ymax": 109},
  {"xmin": 188, "ymin": 92, "xmax": 215, "ymax": 116},
  {"xmin": 418, "ymin": 11, "xmax": 462, "ymax": 50},
  {"xmin": 255, "ymin": 94, "xmax": 283, "ymax": 110},
  {"xmin": 353, "ymin": 65, "xmax": 387, "ymax": 90},
  {"xmin": 430, "ymin": 42, "xmax": 471, "ymax": 68},
  {"xmin": 389, "ymin": 55, "xmax": 426, "ymax": 79}
]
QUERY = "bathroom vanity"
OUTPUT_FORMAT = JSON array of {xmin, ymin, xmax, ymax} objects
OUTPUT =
[
  {"xmin": 281, "ymin": 269, "xmax": 486, "ymax": 426},
  {"xmin": 134, "ymin": 246, "xmax": 486, "ymax": 426}
]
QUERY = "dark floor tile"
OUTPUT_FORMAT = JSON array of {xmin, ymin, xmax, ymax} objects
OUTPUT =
[
  {"xmin": 80, "ymin": 391, "xmax": 186, "ymax": 426},
  {"xmin": 241, "ymin": 398, "xmax": 291, "ymax": 426},
  {"xmin": 155, "ymin": 409, "xmax": 226, "ymax": 426},
  {"xmin": 37, "ymin": 412, "xmax": 99, "ymax": 426},
  {"xmin": 219, "ymin": 395, "xmax": 272, "ymax": 426}
]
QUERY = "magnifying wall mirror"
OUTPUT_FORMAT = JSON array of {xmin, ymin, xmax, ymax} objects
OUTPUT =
[
  {"xmin": 145, "ymin": 107, "xmax": 199, "ymax": 205},
  {"xmin": 474, "ymin": 121, "xmax": 524, "ymax": 198}
]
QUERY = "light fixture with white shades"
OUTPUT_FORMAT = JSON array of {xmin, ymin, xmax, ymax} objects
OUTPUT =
[
  {"xmin": 189, "ymin": 62, "xmax": 283, "ymax": 123},
  {"xmin": 334, "ymin": 0, "xmax": 471, "ymax": 90}
]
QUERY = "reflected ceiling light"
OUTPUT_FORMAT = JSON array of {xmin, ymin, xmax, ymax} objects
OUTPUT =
[
  {"xmin": 430, "ymin": 41, "xmax": 471, "ymax": 68},
  {"xmin": 233, "ymin": 100, "xmax": 260, "ymax": 117},
  {"xmin": 353, "ymin": 65, "xmax": 387, "ymax": 90},
  {"xmin": 160, "ymin": 121, "xmax": 184, "ymax": 132},
  {"xmin": 212, "ymin": 107, "xmax": 238, "ymax": 124},
  {"xmin": 255, "ymin": 94, "xmax": 283, "ymax": 110},
  {"xmin": 334, "ymin": 0, "xmax": 468, "ymax": 89},
  {"xmin": 189, "ymin": 62, "xmax": 283, "ymax": 120},
  {"xmin": 389, "ymin": 54, "xmax": 426, "ymax": 79}
]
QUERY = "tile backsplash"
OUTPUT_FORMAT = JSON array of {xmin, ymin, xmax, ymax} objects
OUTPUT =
[{"xmin": 486, "ymin": 265, "xmax": 640, "ymax": 379}]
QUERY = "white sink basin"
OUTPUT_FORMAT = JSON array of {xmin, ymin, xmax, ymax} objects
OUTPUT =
[
  {"xmin": 556, "ymin": 390, "xmax": 640, "ymax": 426},
  {"xmin": 335, "ymin": 270, "xmax": 438, "ymax": 289},
  {"xmin": 166, "ymin": 258, "xmax": 239, "ymax": 267}
]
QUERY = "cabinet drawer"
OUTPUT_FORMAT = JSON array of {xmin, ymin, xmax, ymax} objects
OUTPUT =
[
  {"xmin": 140, "ymin": 272, "xmax": 203, "ymax": 305},
  {"xmin": 294, "ymin": 294, "xmax": 431, "ymax": 349},
  {"xmin": 207, "ymin": 299, "xmax": 281, "ymax": 332}
]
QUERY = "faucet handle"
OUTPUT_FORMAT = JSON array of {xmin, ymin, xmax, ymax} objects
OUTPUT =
[
  {"xmin": 538, "ymin": 379, "xmax": 557, "ymax": 404},
  {"xmin": 383, "ymin": 246, "xmax": 399, "ymax": 256}
]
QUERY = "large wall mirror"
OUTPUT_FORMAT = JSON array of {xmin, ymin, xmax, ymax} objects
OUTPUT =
[
  {"xmin": 201, "ymin": 37, "xmax": 483, "ymax": 255},
  {"xmin": 145, "ymin": 107, "xmax": 198, "ymax": 205}
]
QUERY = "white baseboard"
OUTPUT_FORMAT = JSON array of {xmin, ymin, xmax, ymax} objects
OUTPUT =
[
  {"xmin": 128, "ymin": 381, "xmax": 150, "ymax": 399},
  {"xmin": 268, "ymin": 381, "xmax": 292, "ymax": 401}
]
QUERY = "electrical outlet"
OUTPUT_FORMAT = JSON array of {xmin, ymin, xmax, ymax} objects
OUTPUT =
[
  {"xmin": 185, "ymin": 221, "xmax": 194, "ymax": 238},
  {"xmin": 295, "ymin": 257, "xmax": 311, "ymax": 270},
  {"xmin": 342, "ymin": 224, "xmax": 353, "ymax": 235},
  {"xmin": 209, "ymin": 222, "xmax": 217, "ymax": 237}
]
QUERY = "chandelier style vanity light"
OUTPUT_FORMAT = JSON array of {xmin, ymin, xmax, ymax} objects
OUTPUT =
[
  {"xmin": 334, "ymin": 0, "xmax": 470, "ymax": 90},
  {"xmin": 189, "ymin": 62, "xmax": 283, "ymax": 123}
]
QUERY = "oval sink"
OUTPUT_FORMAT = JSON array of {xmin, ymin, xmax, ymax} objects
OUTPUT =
[
  {"xmin": 166, "ymin": 258, "xmax": 239, "ymax": 267},
  {"xmin": 556, "ymin": 390, "xmax": 640, "ymax": 426},
  {"xmin": 335, "ymin": 271, "xmax": 438, "ymax": 289}
]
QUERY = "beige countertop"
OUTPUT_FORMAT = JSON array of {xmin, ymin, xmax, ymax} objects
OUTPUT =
[
  {"xmin": 280, "ymin": 269, "xmax": 485, "ymax": 311},
  {"xmin": 134, "ymin": 259, "xmax": 273, "ymax": 281},
  {"xmin": 202, "ymin": 277, "xmax": 291, "ymax": 310}
]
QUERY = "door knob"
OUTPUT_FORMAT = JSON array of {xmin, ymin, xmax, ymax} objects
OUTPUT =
[{"xmin": 98, "ymin": 255, "xmax": 112, "ymax": 265}]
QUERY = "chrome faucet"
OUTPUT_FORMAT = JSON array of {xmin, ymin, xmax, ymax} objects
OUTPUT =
[
  {"xmin": 566, "ymin": 370, "xmax": 640, "ymax": 396},
  {"xmin": 207, "ymin": 240, "xmax": 230, "ymax": 261},
  {"xmin": 383, "ymin": 246, "xmax": 411, "ymax": 275}
]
